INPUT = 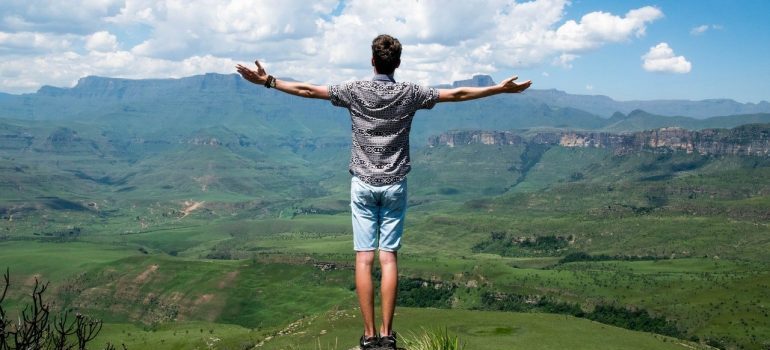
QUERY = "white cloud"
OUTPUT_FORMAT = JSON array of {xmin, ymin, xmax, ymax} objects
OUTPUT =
[
  {"xmin": 85, "ymin": 31, "xmax": 118, "ymax": 52},
  {"xmin": 690, "ymin": 24, "xmax": 722, "ymax": 35},
  {"xmin": 690, "ymin": 25, "xmax": 709, "ymax": 35},
  {"xmin": 642, "ymin": 42, "xmax": 691, "ymax": 74},
  {"xmin": 0, "ymin": 31, "xmax": 76, "ymax": 53},
  {"xmin": 545, "ymin": 6, "xmax": 663, "ymax": 52},
  {"xmin": 0, "ymin": 0, "xmax": 123, "ymax": 33},
  {"xmin": 0, "ymin": 49, "xmax": 238, "ymax": 93},
  {"xmin": 313, "ymin": 0, "xmax": 662, "ymax": 85},
  {"xmin": 553, "ymin": 53, "xmax": 579, "ymax": 69},
  {"xmin": 114, "ymin": 0, "xmax": 338, "ymax": 59},
  {"xmin": 0, "ymin": 0, "xmax": 666, "ymax": 93}
]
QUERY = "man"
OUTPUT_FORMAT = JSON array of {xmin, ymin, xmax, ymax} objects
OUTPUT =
[{"xmin": 236, "ymin": 34, "xmax": 531, "ymax": 349}]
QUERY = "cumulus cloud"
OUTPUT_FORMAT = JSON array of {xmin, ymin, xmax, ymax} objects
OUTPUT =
[
  {"xmin": 0, "ymin": 31, "xmax": 76, "ymax": 53},
  {"xmin": 113, "ymin": 0, "xmax": 337, "ymax": 59},
  {"xmin": 313, "ymin": 0, "xmax": 662, "ymax": 85},
  {"xmin": 642, "ymin": 42, "xmax": 691, "ymax": 74},
  {"xmin": 545, "ymin": 6, "xmax": 663, "ymax": 52},
  {"xmin": 0, "ymin": 50, "xmax": 238, "ymax": 93},
  {"xmin": 0, "ymin": 0, "xmax": 666, "ymax": 93},
  {"xmin": 0, "ymin": 0, "xmax": 123, "ymax": 33},
  {"xmin": 85, "ymin": 31, "xmax": 118, "ymax": 52}
]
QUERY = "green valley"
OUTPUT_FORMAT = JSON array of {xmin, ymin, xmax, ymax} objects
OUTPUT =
[{"xmin": 1, "ymin": 74, "xmax": 769, "ymax": 349}]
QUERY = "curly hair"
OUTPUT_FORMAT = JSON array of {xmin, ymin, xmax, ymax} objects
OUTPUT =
[{"xmin": 371, "ymin": 34, "xmax": 402, "ymax": 74}]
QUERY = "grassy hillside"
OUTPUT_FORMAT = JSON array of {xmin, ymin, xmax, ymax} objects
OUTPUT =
[{"xmin": 3, "ymin": 114, "xmax": 770, "ymax": 348}]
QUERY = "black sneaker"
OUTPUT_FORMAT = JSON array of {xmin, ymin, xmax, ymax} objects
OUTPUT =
[
  {"xmin": 359, "ymin": 335, "xmax": 379, "ymax": 349},
  {"xmin": 379, "ymin": 332, "xmax": 397, "ymax": 350}
]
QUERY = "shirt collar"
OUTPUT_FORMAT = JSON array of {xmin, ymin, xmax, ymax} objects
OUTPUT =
[{"xmin": 372, "ymin": 74, "xmax": 396, "ymax": 83}]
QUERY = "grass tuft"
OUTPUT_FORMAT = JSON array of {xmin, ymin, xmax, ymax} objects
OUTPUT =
[{"xmin": 402, "ymin": 327, "xmax": 465, "ymax": 350}]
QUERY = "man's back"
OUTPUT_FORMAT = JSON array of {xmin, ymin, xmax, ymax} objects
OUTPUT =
[{"xmin": 329, "ymin": 75, "xmax": 438, "ymax": 186}]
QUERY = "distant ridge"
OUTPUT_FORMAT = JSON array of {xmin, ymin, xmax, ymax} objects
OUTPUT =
[
  {"xmin": 430, "ymin": 74, "xmax": 770, "ymax": 119},
  {"xmin": 1, "ymin": 73, "xmax": 769, "ymax": 139},
  {"xmin": 2, "ymin": 73, "xmax": 765, "ymax": 119},
  {"xmin": 523, "ymin": 88, "xmax": 770, "ymax": 119}
]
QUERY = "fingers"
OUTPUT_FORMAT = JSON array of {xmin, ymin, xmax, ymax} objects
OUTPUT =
[
  {"xmin": 235, "ymin": 65, "xmax": 251, "ymax": 76},
  {"xmin": 235, "ymin": 65, "xmax": 257, "ymax": 82},
  {"xmin": 501, "ymin": 77, "xmax": 532, "ymax": 93},
  {"xmin": 254, "ymin": 60, "xmax": 266, "ymax": 74}
]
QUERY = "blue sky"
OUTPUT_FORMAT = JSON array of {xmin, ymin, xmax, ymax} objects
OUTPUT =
[
  {"xmin": 0, "ymin": 0, "xmax": 768, "ymax": 103},
  {"xmin": 528, "ymin": 0, "xmax": 770, "ymax": 102}
]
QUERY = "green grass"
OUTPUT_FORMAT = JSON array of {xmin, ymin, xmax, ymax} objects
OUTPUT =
[
  {"xmin": 402, "ymin": 327, "xmax": 466, "ymax": 350},
  {"xmin": 3, "ymin": 124, "xmax": 770, "ymax": 349},
  {"xmin": 0, "ymin": 240, "xmax": 140, "ymax": 285},
  {"xmin": 260, "ymin": 307, "xmax": 708, "ymax": 350},
  {"xmin": 42, "ymin": 254, "xmax": 355, "ymax": 329},
  {"xmin": 91, "ymin": 321, "xmax": 260, "ymax": 350}
]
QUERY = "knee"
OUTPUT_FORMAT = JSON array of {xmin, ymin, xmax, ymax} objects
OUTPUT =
[
  {"xmin": 379, "ymin": 251, "xmax": 398, "ymax": 267},
  {"xmin": 356, "ymin": 251, "xmax": 376, "ymax": 266}
]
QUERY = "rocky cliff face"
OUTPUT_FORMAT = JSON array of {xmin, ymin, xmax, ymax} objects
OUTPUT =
[
  {"xmin": 428, "ymin": 124, "xmax": 770, "ymax": 156},
  {"xmin": 430, "ymin": 130, "xmax": 524, "ymax": 147}
]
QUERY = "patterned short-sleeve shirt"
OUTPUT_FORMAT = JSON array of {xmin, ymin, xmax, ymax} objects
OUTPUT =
[{"xmin": 329, "ymin": 74, "xmax": 439, "ymax": 186}]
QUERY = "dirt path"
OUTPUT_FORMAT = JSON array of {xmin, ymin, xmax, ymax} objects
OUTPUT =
[{"xmin": 180, "ymin": 200, "xmax": 205, "ymax": 218}]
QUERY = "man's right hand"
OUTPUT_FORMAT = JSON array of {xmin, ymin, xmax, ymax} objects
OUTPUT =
[
  {"xmin": 236, "ymin": 60, "xmax": 268, "ymax": 85},
  {"xmin": 438, "ymin": 75, "xmax": 532, "ymax": 103},
  {"xmin": 498, "ymin": 75, "xmax": 532, "ymax": 94}
]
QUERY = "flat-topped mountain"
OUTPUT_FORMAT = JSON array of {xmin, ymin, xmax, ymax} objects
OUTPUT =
[{"xmin": 1, "ymin": 73, "xmax": 768, "ymax": 127}]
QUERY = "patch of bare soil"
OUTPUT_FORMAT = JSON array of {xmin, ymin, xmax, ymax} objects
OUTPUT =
[
  {"xmin": 133, "ymin": 264, "xmax": 159, "ymax": 283},
  {"xmin": 179, "ymin": 200, "xmax": 205, "ymax": 218},
  {"xmin": 217, "ymin": 270, "xmax": 239, "ymax": 289}
]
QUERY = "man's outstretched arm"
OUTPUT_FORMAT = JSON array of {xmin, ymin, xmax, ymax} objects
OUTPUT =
[
  {"xmin": 236, "ymin": 61, "xmax": 329, "ymax": 100},
  {"xmin": 438, "ymin": 75, "xmax": 531, "ymax": 103}
]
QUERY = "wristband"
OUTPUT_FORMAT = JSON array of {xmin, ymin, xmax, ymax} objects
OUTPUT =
[{"xmin": 264, "ymin": 75, "xmax": 276, "ymax": 88}]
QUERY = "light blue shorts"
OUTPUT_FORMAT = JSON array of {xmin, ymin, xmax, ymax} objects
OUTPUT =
[{"xmin": 350, "ymin": 176, "xmax": 407, "ymax": 252}]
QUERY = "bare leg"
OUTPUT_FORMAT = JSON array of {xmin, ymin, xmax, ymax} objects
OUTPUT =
[
  {"xmin": 379, "ymin": 250, "xmax": 398, "ymax": 336},
  {"xmin": 356, "ymin": 251, "xmax": 377, "ymax": 338}
]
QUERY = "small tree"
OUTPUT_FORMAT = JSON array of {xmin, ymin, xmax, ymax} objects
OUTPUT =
[{"xmin": 0, "ymin": 268, "xmax": 125, "ymax": 350}]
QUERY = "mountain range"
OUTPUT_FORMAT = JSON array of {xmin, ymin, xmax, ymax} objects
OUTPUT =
[
  {"xmin": 434, "ymin": 74, "xmax": 770, "ymax": 118},
  {"xmin": 1, "ymin": 73, "xmax": 769, "ymax": 148}
]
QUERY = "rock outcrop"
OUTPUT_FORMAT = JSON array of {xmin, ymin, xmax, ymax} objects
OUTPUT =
[{"xmin": 428, "ymin": 124, "xmax": 770, "ymax": 156}]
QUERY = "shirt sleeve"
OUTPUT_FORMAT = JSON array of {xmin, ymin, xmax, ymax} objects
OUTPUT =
[
  {"xmin": 413, "ymin": 84, "xmax": 439, "ymax": 110},
  {"xmin": 328, "ymin": 83, "xmax": 352, "ymax": 108}
]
